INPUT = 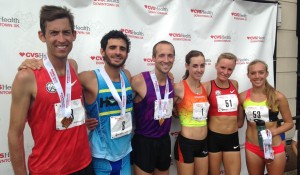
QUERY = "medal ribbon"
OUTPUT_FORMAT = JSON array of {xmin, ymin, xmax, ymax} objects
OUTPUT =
[
  {"xmin": 43, "ymin": 54, "xmax": 72, "ymax": 118},
  {"xmin": 149, "ymin": 70, "xmax": 169, "ymax": 118},
  {"xmin": 99, "ymin": 67, "xmax": 126, "ymax": 116}
]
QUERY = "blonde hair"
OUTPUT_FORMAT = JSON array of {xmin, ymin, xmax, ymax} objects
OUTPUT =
[
  {"xmin": 247, "ymin": 59, "xmax": 278, "ymax": 111},
  {"xmin": 217, "ymin": 52, "xmax": 237, "ymax": 63}
]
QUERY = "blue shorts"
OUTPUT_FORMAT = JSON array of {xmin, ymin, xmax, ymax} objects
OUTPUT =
[{"xmin": 92, "ymin": 153, "xmax": 131, "ymax": 175}]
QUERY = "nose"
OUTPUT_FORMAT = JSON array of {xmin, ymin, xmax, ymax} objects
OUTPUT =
[{"xmin": 57, "ymin": 33, "xmax": 66, "ymax": 42}]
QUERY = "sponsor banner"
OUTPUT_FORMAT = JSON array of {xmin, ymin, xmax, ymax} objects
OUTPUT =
[{"xmin": 0, "ymin": 0, "xmax": 277, "ymax": 174}]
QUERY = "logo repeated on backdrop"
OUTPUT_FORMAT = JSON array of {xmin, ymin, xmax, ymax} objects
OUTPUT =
[
  {"xmin": 0, "ymin": 84, "xmax": 12, "ymax": 95},
  {"xmin": 143, "ymin": 57, "xmax": 155, "ymax": 66},
  {"xmin": 144, "ymin": 4, "xmax": 168, "ymax": 15},
  {"xmin": 190, "ymin": 9, "xmax": 213, "ymax": 18},
  {"xmin": 236, "ymin": 58, "xmax": 251, "ymax": 65},
  {"xmin": 75, "ymin": 25, "xmax": 91, "ymax": 35},
  {"xmin": 247, "ymin": 36, "xmax": 265, "ymax": 43},
  {"xmin": 169, "ymin": 33, "xmax": 191, "ymax": 41},
  {"xmin": 210, "ymin": 34, "xmax": 231, "ymax": 42},
  {"xmin": 0, "ymin": 152, "xmax": 10, "ymax": 164},
  {"xmin": 93, "ymin": 0, "xmax": 120, "ymax": 7},
  {"xmin": 19, "ymin": 52, "xmax": 45, "ymax": 59},
  {"xmin": 90, "ymin": 55, "xmax": 105, "ymax": 65},
  {"xmin": 231, "ymin": 12, "xmax": 247, "ymax": 21},
  {"xmin": 0, "ymin": 16, "xmax": 20, "ymax": 28},
  {"xmin": 205, "ymin": 58, "xmax": 212, "ymax": 66},
  {"xmin": 120, "ymin": 28, "xmax": 144, "ymax": 39}
]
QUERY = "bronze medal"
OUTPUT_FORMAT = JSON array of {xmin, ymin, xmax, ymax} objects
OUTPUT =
[{"xmin": 61, "ymin": 116, "xmax": 74, "ymax": 128}]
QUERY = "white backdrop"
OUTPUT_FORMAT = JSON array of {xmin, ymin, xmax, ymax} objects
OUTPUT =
[{"xmin": 0, "ymin": 0, "xmax": 277, "ymax": 174}]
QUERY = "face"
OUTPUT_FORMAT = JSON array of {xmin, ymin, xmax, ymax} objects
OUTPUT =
[
  {"xmin": 39, "ymin": 18, "xmax": 76, "ymax": 60},
  {"xmin": 247, "ymin": 62, "xmax": 269, "ymax": 88},
  {"xmin": 186, "ymin": 56, "xmax": 205, "ymax": 81},
  {"xmin": 153, "ymin": 43, "xmax": 175, "ymax": 74},
  {"xmin": 215, "ymin": 58, "xmax": 236, "ymax": 82},
  {"xmin": 101, "ymin": 38, "xmax": 128, "ymax": 68}
]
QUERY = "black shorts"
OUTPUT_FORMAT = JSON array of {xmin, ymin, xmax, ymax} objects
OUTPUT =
[
  {"xmin": 207, "ymin": 130, "xmax": 240, "ymax": 152},
  {"xmin": 131, "ymin": 134, "xmax": 171, "ymax": 173},
  {"xmin": 174, "ymin": 134, "xmax": 208, "ymax": 163}
]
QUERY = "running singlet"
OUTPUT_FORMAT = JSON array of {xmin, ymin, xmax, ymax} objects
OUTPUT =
[
  {"xmin": 85, "ymin": 69, "xmax": 133, "ymax": 161},
  {"xmin": 177, "ymin": 80, "xmax": 209, "ymax": 127},
  {"xmin": 134, "ymin": 71, "xmax": 174, "ymax": 138},
  {"xmin": 27, "ymin": 67, "xmax": 91, "ymax": 175},
  {"xmin": 243, "ymin": 89, "xmax": 279, "ymax": 122},
  {"xmin": 208, "ymin": 80, "xmax": 239, "ymax": 116}
]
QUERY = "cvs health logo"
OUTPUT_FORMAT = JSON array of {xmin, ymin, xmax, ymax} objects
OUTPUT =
[
  {"xmin": 0, "ymin": 84, "xmax": 12, "ymax": 95},
  {"xmin": 144, "ymin": 4, "xmax": 168, "ymax": 15},
  {"xmin": 231, "ymin": 12, "xmax": 247, "ymax": 21},
  {"xmin": 19, "ymin": 52, "xmax": 45, "ymax": 59},
  {"xmin": 121, "ymin": 28, "xmax": 144, "ymax": 39},
  {"xmin": 0, "ymin": 152, "xmax": 10, "ymax": 164},
  {"xmin": 144, "ymin": 57, "xmax": 155, "ymax": 66},
  {"xmin": 90, "ymin": 55, "xmax": 105, "ymax": 65},
  {"xmin": 93, "ymin": 0, "xmax": 120, "ymax": 7},
  {"xmin": 247, "ymin": 36, "xmax": 265, "ymax": 43},
  {"xmin": 0, "ymin": 16, "xmax": 20, "ymax": 28},
  {"xmin": 169, "ymin": 33, "xmax": 191, "ymax": 41},
  {"xmin": 210, "ymin": 35, "xmax": 231, "ymax": 42},
  {"xmin": 190, "ymin": 9, "xmax": 213, "ymax": 18}
]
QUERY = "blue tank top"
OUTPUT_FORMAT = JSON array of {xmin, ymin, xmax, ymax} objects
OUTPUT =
[
  {"xmin": 85, "ymin": 69, "xmax": 133, "ymax": 161},
  {"xmin": 134, "ymin": 71, "xmax": 174, "ymax": 138}
]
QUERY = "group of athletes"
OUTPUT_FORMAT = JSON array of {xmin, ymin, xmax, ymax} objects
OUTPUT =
[{"xmin": 7, "ymin": 5, "xmax": 295, "ymax": 175}]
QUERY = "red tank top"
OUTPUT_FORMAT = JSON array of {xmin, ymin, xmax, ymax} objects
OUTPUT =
[
  {"xmin": 27, "ymin": 66, "xmax": 91, "ymax": 175},
  {"xmin": 208, "ymin": 80, "xmax": 239, "ymax": 116}
]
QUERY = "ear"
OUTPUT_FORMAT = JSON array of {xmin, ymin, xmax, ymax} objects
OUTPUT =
[
  {"xmin": 100, "ymin": 48, "xmax": 105, "ymax": 57},
  {"xmin": 38, "ymin": 31, "xmax": 46, "ymax": 43},
  {"xmin": 72, "ymin": 30, "xmax": 77, "ymax": 41}
]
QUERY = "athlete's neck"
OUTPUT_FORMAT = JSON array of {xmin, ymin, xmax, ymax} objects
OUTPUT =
[
  {"xmin": 215, "ymin": 78, "xmax": 229, "ymax": 88},
  {"xmin": 104, "ymin": 64, "xmax": 121, "ymax": 82},
  {"xmin": 154, "ymin": 69, "xmax": 168, "ymax": 86},
  {"xmin": 47, "ymin": 54, "xmax": 68, "ymax": 76},
  {"xmin": 186, "ymin": 76, "xmax": 201, "ymax": 94}
]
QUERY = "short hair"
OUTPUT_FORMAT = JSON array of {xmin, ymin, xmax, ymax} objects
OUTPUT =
[
  {"xmin": 40, "ymin": 5, "xmax": 74, "ymax": 35},
  {"xmin": 100, "ymin": 30, "xmax": 131, "ymax": 53},
  {"xmin": 152, "ymin": 40, "xmax": 175, "ymax": 57}
]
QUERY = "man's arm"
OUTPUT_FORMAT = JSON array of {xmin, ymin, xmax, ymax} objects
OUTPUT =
[{"xmin": 8, "ymin": 69, "xmax": 35, "ymax": 175}]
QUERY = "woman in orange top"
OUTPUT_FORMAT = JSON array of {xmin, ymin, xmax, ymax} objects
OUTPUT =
[{"xmin": 174, "ymin": 50, "xmax": 209, "ymax": 175}]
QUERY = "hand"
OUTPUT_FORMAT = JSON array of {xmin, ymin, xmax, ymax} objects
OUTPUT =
[
  {"xmin": 85, "ymin": 118, "xmax": 98, "ymax": 131},
  {"xmin": 172, "ymin": 107, "xmax": 179, "ymax": 118},
  {"xmin": 18, "ymin": 59, "xmax": 42, "ymax": 71}
]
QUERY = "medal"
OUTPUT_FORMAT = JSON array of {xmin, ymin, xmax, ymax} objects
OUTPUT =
[{"xmin": 61, "ymin": 116, "xmax": 74, "ymax": 128}]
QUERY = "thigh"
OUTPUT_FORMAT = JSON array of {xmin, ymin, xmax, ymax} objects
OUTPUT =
[
  {"xmin": 208, "ymin": 152, "xmax": 222, "ymax": 175},
  {"xmin": 222, "ymin": 151, "xmax": 241, "ymax": 175},
  {"xmin": 194, "ymin": 156, "xmax": 208, "ymax": 175},
  {"xmin": 176, "ymin": 161, "xmax": 194, "ymax": 175},
  {"xmin": 245, "ymin": 149, "xmax": 265, "ymax": 175},
  {"xmin": 266, "ymin": 152, "xmax": 286, "ymax": 175}
]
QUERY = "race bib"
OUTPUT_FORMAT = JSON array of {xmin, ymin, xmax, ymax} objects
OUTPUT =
[
  {"xmin": 154, "ymin": 98, "xmax": 173, "ymax": 120},
  {"xmin": 216, "ymin": 94, "xmax": 238, "ymax": 112},
  {"xmin": 110, "ymin": 113, "xmax": 132, "ymax": 139},
  {"xmin": 245, "ymin": 106, "xmax": 269, "ymax": 122},
  {"xmin": 55, "ymin": 99, "xmax": 85, "ymax": 130},
  {"xmin": 193, "ymin": 102, "xmax": 210, "ymax": 121}
]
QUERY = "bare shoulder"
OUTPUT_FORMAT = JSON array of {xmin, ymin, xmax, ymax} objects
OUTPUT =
[
  {"xmin": 202, "ymin": 80, "xmax": 211, "ymax": 94},
  {"xmin": 122, "ymin": 68, "xmax": 132, "ymax": 80},
  {"xmin": 275, "ymin": 90, "xmax": 287, "ymax": 101},
  {"xmin": 230, "ymin": 79, "xmax": 238, "ymax": 87},
  {"xmin": 12, "ymin": 69, "xmax": 36, "ymax": 96},
  {"xmin": 238, "ymin": 90, "xmax": 247, "ymax": 102},
  {"xmin": 79, "ymin": 70, "xmax": 96, "ymax": 87},
  {"xmin": 174, "ymin": 81, "xmax": 183, "ymax": 91},
  {"xmin": 131, "ymin": 73, "xmax": 144, "ymax": 86},
  {"xmin": 68, "ymin": 59, "xmax": 78, "ymax": 73}
]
